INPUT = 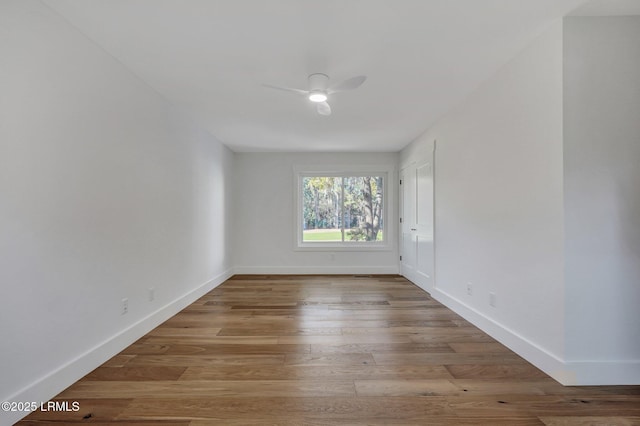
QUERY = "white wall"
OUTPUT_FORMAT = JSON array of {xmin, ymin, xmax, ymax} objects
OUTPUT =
[
  {"xmin": 402, "ymin": 16, "xmax": 640, "ymax": 385},
  {"xmin": 0, "ymin": 1, "xmax": 234, "ymax": 422},
  {"xmin": 234, "ymin": 152, "xmax": 399, "ymax": 274},
  {"xmin": 401, "ymin": 21, "xmax": 567, "ymax": 378},
  {"xmin": 563, "ymin": 16, "xmax": 640, "ymax": 382}
]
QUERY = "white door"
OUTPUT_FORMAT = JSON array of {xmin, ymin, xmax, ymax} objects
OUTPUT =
[
  {"xmin": 414, "ymin": 161, "xmax": 434, "ymax": 288},
  {"xmin": 400, "ymin": 157, "xmax": 434, "ymax": 290},
  {"xmin": 400, "ymin": 166, "xmax": 417, "ymax": 277}
]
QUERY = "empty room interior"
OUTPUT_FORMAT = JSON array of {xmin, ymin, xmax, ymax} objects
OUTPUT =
[{"xmin": 1, "ymin": 0, "xmax": 639, "ymax": 424}]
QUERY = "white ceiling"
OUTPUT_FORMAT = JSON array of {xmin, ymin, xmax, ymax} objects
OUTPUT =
[
  {"xmin": 570, "ymin": 0, "xmax": 640, "ymax": 16},
  {"xmin": 44, "ymin": 0, "xmax": 588, "ymax": 152}
]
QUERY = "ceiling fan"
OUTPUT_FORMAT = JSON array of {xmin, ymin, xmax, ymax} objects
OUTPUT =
[{"xmin": 263, "ymin": 73, "xmax": 367, "ymax": 116}]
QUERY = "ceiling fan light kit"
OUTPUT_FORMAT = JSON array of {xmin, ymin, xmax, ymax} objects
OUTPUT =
[{"xmin": 308, "ymin": 91, "xmax": 328, "ymax": 103}]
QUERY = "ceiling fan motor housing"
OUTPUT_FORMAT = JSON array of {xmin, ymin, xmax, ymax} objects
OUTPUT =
[
  {"xmin": 308, "ymin": 73, "xmax": 329, "ymax": 102},
  {"xmin": 308, "ymin": 73, "xmax": 329, "ymax": 91}
]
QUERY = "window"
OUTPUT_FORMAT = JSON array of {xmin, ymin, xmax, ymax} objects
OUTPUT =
[{"xmin": 296, "ymin": 169, "xmax": 389, "ymax": 249}]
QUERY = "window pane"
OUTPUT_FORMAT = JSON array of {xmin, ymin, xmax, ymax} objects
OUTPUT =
[
  {"xmin": 300, "ymin": 175, "xmax": 384, "ymax": 244},
  {"xmin": 344, "ymin": 176, "xmax": 384, "ymax": 242},
  {"xmin": 302, "ymin": 177, "xmax": 343, "ymax": 242}
]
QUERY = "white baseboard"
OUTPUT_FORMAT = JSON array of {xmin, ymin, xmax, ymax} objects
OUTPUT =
[
  {"xmin": 430, "ymin": 287, "xmax": 567, "ymax": 382},
  {"xmin": 233, "ymin": 266, "xmax": 400, "ymax": 275},
  {"xmin": 4, "ymin": 268, "xmax": 233, "ymax": 426},
  {"xmin": 428, "ymin": 286, "xmax": 640, "ymax": 386},
  {"xmin": 401, "ymin": 269, "xmax": 432, "ymax": 293}
]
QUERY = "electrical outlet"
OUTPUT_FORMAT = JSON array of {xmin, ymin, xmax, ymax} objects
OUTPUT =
[
  {"xmin": 148, "ymin": 287, "xmax": 155, "ymax": 302},
  {"xmin": 121, "ymin": 298, "xmax": 128, "ymax": 315},
  {"xmin": 466, "ymin": 282, "xmax": 473, "ymax": 296},
  {"xmin": 489, "ymin": 292, "xmax": 496, "ymax": 307}
]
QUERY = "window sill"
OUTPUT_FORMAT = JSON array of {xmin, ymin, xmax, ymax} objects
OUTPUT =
[{"xmin": 294, "ymin": 243, "xmax": 392, "ymax": 252}]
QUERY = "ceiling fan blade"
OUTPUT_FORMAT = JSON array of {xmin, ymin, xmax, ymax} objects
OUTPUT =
[
  {"xmin": 317, "ymin": 101, "xmax": 331, "ymax": 116},
  {"xmin": 329, "ymin": 75, "xmax": 366, "ymax": 93},
  {"xmin": 262, "ymin": 84, "xmax": 308, "ymax": 95}
]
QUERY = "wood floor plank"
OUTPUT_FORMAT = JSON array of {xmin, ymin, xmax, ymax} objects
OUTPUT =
[
  {"xmin": 84, "ymin": 366, "xmax": 187, "ymax": 381},
  {"xmin": 217, "ymin": 327, "xmax": 343, "ymax": 336},
  {"xmin": 278, "ymin": 334, "xmax": 413, "ymax": 344},
  {"xmin": 450, "ymin": 379, "xmax": 584, "ymax": 396},
  {"xmin": 178, "ymin": 364, "xmax": 454, "ymax": 381},
  {"xmin": 19, "ymin": 275, "xmax": 640, "ymax": 425},
  {"xmin": 407, "ymin": 332, "xmax": 499, "ymax": 343},
  {"xmin": 57, "ymin": 380, "xmax": 356, "ymax": 399},
  {"xmin": 539, "ymin": 416, "xmax": 640, "ymax": 425},
  {"xmin": 355, "ymin": 379, "xmax": 460, "ymax": 396},
  {"xmin": 446, "ymin": 363, "xmax": 549, "ymax": 379},
  {"xmin": 309, "ymin": 342, "xmax": 454, "ymax": 354},
  {"xmin": 373, "ymin": 352, "xmax": 526, "ymax": 366},
  {"xmin": 388, "ymin": 319, "xmax": 460, "ymax": 327},
  {"xmin": 162, "ymin": 343, "xmax": 311, "ymax": 355},
  {"xmin": 117, "ymin": 396, "xmax": 453, "ymax": 421},
  {"xmin": 145, "ymin": 327, "xmax": 222, "ymax": 337},
  {"xmin": 343, "ymin": 325, "xmax": 495, "ymax": 337},
  {"xmin": 284, "ymin": 353, "xmax": 375, "ymax": 366},
  {"xmin": 387, "ymin": 300, "xmax": 443, "ymax": 308},
  {"xmin": 120, "ymin": 343, "xmax": 171, "ymax": 355},
  {"xmin": 353, "ymin": 378, "xmax": 604, "ymax": 399},
  {"xmin": 446, "ymin": 394, "xmax": 640, "ymax": 418},
  {"xmin": 143, "ymin": 336, "xmax": 280, "ymax": 345},
  {"xmin": 124, "ymin": 354, "xmax": 285, "ymax": 367}
]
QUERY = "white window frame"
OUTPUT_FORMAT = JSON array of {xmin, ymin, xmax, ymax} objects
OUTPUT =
[{"xmin": 294, "ymin": 165, "xmax": 392, "ymax": 251}]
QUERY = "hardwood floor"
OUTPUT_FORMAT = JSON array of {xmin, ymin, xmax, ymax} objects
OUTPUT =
[{"xmin": 20, "ymin": 275, "xmax": 640, "ymax": 425}]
